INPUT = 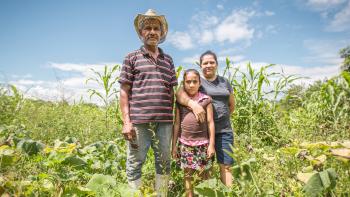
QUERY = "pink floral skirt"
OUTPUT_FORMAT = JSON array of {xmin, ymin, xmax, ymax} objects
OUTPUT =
[{"xmin": 177, "ymin": 142, "xmax": 213, "ymax": 171}]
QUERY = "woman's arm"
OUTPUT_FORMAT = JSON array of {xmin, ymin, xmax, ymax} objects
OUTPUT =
[
  {"xmin": 176, "ymin": 86, "xmax": 206, "ymax": 123},
  {"xmin": 229, "ymin": 93, "xmax": 235, "ymax": 114},
  {"xmin": 172, "ymin": 106, "xmax": 181, "ymax": 158},
  {"xmin": 206, "ymin": 103, "xmax": 215, "ymax": 158}
]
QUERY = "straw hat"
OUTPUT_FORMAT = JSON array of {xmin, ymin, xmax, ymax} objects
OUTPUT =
[{"xmin": 134, "ymin": 9, "xmax": 168, "ymax": 44}]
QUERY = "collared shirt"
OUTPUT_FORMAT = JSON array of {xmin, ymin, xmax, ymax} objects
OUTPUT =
[{"xmin": 118, "ymin": 46, "xmax": 178, "ymax": 124}]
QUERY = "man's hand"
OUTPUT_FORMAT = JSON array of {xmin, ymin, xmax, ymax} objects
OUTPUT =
[
  {"xmin": 122, "ymin": 122, "xmax": 135, "ymax": 141},
  {"xmin": 188, "ymin": 100, "xmax": 206, "ymax": 123}
]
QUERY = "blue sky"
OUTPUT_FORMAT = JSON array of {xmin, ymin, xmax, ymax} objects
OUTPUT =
[{"xmin": 1, "ymin": 0, "xmax": 350, "ymax": 103}]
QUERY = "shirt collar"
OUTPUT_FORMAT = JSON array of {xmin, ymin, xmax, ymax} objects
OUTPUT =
[{"xmin": 140, "ymin": 46, "xmax": 165, "ymax": 59}]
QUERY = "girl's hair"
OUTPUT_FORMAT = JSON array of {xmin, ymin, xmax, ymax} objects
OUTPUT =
[
  {"xmin": 183, "ymin": 69, "xmax": 201, "ymax": 82},
  {"xmin": 199, "ymin": 50, "xmax": 218, "ymax": 66}
]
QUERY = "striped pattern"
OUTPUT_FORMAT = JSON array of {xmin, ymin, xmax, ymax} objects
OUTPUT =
[{"xmin": 118, "ymin": 46, "xmax": 178, "ymax": 124}]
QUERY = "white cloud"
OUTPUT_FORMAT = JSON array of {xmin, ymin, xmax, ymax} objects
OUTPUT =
[
  {"xmin": 265, "ymin": 25, "xmax": 277, "ymax": 34},
  {"xmin": 11, "ymin": 74, "xmax": 32, "ymax": 79},
  {"xmin": 303, "ymin": 39, "xmax": 345, "ymax": 66},
  {"xmin": 306, "ymin": 0, "xmax": 347, "ymax": 11},
  {"xmin": 215, "ymin": 10, "xmax": 255, "ymax": 43},
  {"xmin": 168, "ymin": 8, "xmax": 267, "ymax": 50},
  {"xmin": 199, "ymin": 30, "xmax": 214, "ymax": 44},
  {"xmin": 182, "ymin": 54, "xmax": 245, "ymax": 65},
  {"xmin": 11, "ymin": 79, "xmax": 45, "ymax": 86},
  {"xmin": 167, "ymin": 31, "xmax": 194, "ymax": 50},
  {"xmin": 217, "ymin": 4, "xmax": 224, "ymax": 10},
  {"xmin": 304, "ymin": 0, "xmax": 350, "ymax": 32},
  {"xmin": 218, "ymin": 55, "xmax": 245, "ymax": 63},
  {"xmin": 6, "ymin": 63, "xmax": 122, "ymax": 105},
  {"xmin": 230, "ymin": 61, "xmax": 340, "ymax": 85},
  {"xmin": 327, "ymin": 0, "xmax": 350, "ymax": 31},
  {"xmin": 264, "ymin": 11, "xmax": 275, "ymax": 16},
  {"xmin": 182, "ymin": 54, "xmax": 200, "ymax": 64},
  {"xmin": 191, "ymin": 13, "xmax": 219, "ymax": 29}
]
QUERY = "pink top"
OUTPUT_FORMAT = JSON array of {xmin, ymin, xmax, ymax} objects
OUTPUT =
[
  {"xmin": 178, "ymin": 92, "xmax": 211, "ymax": 146},
  {"xmin": 179, "ymin": 138, "xmax": 209, "ymax": 146}
]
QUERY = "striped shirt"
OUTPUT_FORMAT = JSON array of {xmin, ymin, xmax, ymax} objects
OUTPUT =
[{"xmin": 118, "ymin": 46, "xmax": 178, "ymax": 124}]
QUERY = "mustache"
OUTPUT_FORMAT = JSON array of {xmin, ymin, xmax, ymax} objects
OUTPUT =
[{"xmin": 147, "ymin": 35, "xmax": 158, "ymax": 39}]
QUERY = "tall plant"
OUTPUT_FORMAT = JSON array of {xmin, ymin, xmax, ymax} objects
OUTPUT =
[
  {"xmin": 86, "ymin": 65, "xmax": 120, "ymax": 132},
  {"xmin": 222, "ymin": 60, "xmax": 300, "ymax": 145}
]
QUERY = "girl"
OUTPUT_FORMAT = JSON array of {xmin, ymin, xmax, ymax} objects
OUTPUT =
[{"xmin": 172, "ymin": 69, "xmax": 215, "ymax": 197}]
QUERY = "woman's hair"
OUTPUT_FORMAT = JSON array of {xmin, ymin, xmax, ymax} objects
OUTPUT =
[
  {"xmin": 199, "ymin": 50, "xmax": 218, "ymax": 66},
  {"xmin": 183, "ymin": 69, "xmax": 201, "ymax": 82}
]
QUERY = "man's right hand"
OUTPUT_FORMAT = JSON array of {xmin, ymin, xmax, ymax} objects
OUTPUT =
[
  {"xmin": 122, "ymin": 122, "xmax": 135, "ymax": 141},
  {"xmin": 188, "ymin": 100, "xmax": 206, "ymax": 123}
]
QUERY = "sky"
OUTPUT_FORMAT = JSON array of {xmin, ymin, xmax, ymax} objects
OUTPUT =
[{"xmin": 1, "ymin": 0, "xmax": 350, "ymax": 104}]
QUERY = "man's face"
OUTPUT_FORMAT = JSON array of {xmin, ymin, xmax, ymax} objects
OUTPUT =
[{"xmin": 140, "ymin": 18, "xmax": 162, "ymax": 46}]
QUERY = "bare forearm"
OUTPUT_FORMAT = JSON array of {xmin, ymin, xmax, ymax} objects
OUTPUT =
[
  {"xmin": 206, "ymin": 104, "xmax": 215, "ymax": 146},
  {"xmin": 172, "ymin": 126, "xmax": 179, "ymax": 149},
  {"xmin": 229, "ymin": 94, "xmax": 235, "ymax": 114},
  {"xmin": 120, "ymin": 85, "xmax": 131, "ymax": 124},
  {"xmin": 208, "ymin": 120, "xmax": 215, "ymax": 146},
  {"xmin": 175, "ymin": 86, "xmax": 190, "ymax": 107},
  {"xmin": 172, "ymin": 108, "xmax": 180, "ymax": 149}
]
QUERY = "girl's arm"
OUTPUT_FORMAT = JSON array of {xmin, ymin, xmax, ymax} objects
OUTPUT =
[
  {"xmin": 229, "ymin": 93, "xmax": 235, "ymax": 114},
  {"xmin": 172, "ymin": 106, "xmax": 181, "ymax": 158},
  {"xmin": 176, "ymin": 86, "xmax": 206, "ymax": 123},
  {"xmin": 206, "ymin": 103, "xmax": 215, "ymax": 158}
]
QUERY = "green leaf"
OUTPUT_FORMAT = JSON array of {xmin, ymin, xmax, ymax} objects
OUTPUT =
[
  {"xmin": 297, "ymin": 172, "xmax": 316, "ymax": 184},
  {"xmin": 17, "ymin": 139, "xmax": 45, "ymax": 155},
  {"xmin": 302, "ymin": 168, "xmax": 337, "ymax": 196},
  {"xmin": 62, "ymin": 155, "xmax": 87, "ymax": 169},
  {"xmin": 86, "ymin": 174, "xmax": 116, "ymax": 190},
  {"xmin": 195, "ymin": 178, "xmax": 229, "ymax": 196},
  {"xmin": 116, "ymin": 183, "xmax": 142, "ymax": 196},
  {"xmin": 319, "ymin": 171, "xmax": 330, "ymax": 189},
  {"xmin": 0, "ymin": 146, "xmax": 16, "ymax": 168},
  {"xmin": 232, "ymin": 165, "xmax": 241, "ymax": 179},
  {"xmin": 326, "ymin": 168, "xmax": 337, "ymax": 189},
  {"xmin": 341, "ymin": 71, "xmax": 350, "ymax": 86},
  {"xmin": 303, "ymin": 173, "xmax": 323, "ymax": 197},
  {"xmin": 86, "ymin": 174, "xmax": 117, "ymax": 197}
]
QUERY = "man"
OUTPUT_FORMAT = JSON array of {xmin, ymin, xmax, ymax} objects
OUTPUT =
[{"xmin": 118, "ymin": 9, "xmax": 177, "ymax": 196}]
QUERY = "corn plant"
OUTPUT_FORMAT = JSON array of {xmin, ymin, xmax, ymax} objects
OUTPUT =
[
  {"xmin": 222, "ymin": 60, "xmax": 300, "ymax": 145},
  {"xmin": 302, "ymin": 72, "xmax": 350, "ymax": 137},
  {"xmin": 86, "ymin": 65, "xmax": 120, "ymax": 132}
]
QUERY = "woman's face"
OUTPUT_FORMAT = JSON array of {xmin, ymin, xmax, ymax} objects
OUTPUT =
[
  {"xmin": 183, "ymin": 72, "xmax": 200, "ymax": 97},
  {"xmin": 200, "ymin": 54, "xmax": 217, "ymax": 80}
]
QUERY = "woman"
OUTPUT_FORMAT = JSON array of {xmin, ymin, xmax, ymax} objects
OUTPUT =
[{"xmin": 176, "ymin": 50, "xmax": 235, "ymax": 187}]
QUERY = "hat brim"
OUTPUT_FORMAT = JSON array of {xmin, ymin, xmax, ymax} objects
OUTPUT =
[{"xmin": 134, "ymin": 14, "xmax": 168, "ymax": 44}]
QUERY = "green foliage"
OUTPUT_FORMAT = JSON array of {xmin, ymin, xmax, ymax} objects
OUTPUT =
[
  {"xmin": 195, "ymin": 178, "xmax": 230, "ymax": 197},
  {"xmin": 17, "ymin": 139, "xmax": 45, "ymax": 155},
  {"xmin": 86, "ymin": 174, "xmax": 117, "ymax": 196},
  {"xmin": 86, "ymin": 65, "xmax": 121, "ymax": 132},
  {"xmin": 0, "ymin": 84, "xmax": 25, "ymax": 125},
  {"xmin": 1, "ymin": 60, "xmax": 350, "ymax": 196},
  {"xmin": 222, "ymin": 62, "xmax": 299, "ymax": 145},
  {"xmin": 303, "ymin": 168, "xmax": 337, "ymax": 197},
  {"xmin": 86, "ymin": 65, "xmax": 120, "ymax": 107},
  {"xmin": 339, "ymin": 46, "xmax": 350, "ymax": 72}
]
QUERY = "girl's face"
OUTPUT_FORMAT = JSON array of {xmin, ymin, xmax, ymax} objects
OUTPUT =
[
  {"xmin": 184, "ymin": 72, "xmax": 200, "ymax": 97},
  {"xmin": 200, "ymin": 54, "xmax": 217, "ymax": 80}
]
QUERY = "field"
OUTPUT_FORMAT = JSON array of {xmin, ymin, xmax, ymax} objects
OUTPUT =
[{"xmin": 1, "ymin": 62, "xmax": 350, "ymax": 196}]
